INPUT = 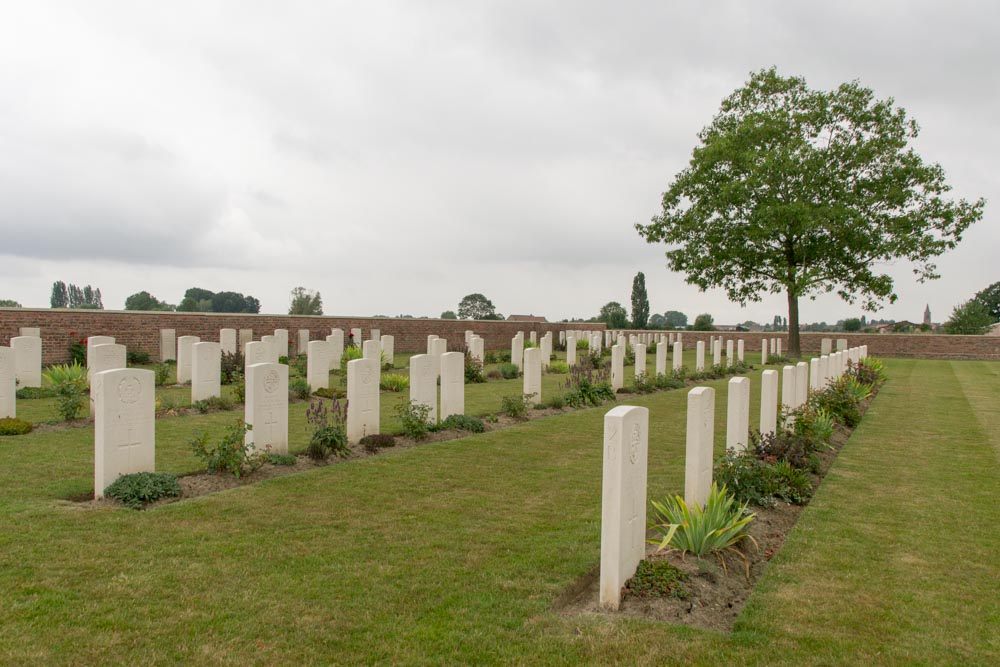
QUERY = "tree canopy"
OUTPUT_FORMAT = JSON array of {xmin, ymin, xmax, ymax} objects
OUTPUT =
[
  {"xmin": 177, "ymin": 288, "xmax": 260, "ymax": 313},
  {"xmin": 50, "ymin": 281, "xmax": 103, "ymax": 309},
  {"xmin": 662, "ymin": 310, "xmax": 688, "ymax": 329},
  {"xmin": 598, "ymin": 302, "xmax": 628, "ymax": 329},
  {"xmin": 691, "ymin": 313, "xmax": 715, "ymax": 331},
  {"xmin": 457, "ymin": 293, "xmax": 502, "ymax": 320},
  {"xmin": 0, "ymin": 299, "xmax": 21, "ymax": 308},
  {"xmin": 943, "ymin": 300, "xmax": 992, "ymax": 335},
  {"xmin": 630, "ymin": 272, "xmax": 649, "ymax": 329},
  {"xmin": 972, "ymin": 281, "xmax": 1000, "ymax": 323},
  {"xmin": 124, "ymin": 291, "xmax": 174, "ymax": 311},
  {"xmin": 440, "ymin": 310, "xmax": 458, "ymax": 319},
  {"xmin": 288, "ymin": 287, "xmax": 323, "ymax": 315},
  {"xmin": 636, "ymin": 67, "xmax": 984, "ymax": 356}
]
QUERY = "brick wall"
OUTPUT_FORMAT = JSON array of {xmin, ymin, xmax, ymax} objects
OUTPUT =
[{"xmin": 0, "ymin": 309, "xmax": 607, "ymax": 366}]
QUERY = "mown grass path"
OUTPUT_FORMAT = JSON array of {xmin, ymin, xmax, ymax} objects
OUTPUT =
[{"xmin": 0, "ymin": 359, "xmax": 996, "ymax": 665}]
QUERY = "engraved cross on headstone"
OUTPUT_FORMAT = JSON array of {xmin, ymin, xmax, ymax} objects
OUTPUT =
[{"xmin": 263, "ymin": 411, "xmax": 279, "ymax": 444}]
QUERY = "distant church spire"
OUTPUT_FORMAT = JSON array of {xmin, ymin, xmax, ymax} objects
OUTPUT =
[{"xmin": 923, "ymin": 304, "xmax": 932, "ymax": 325}]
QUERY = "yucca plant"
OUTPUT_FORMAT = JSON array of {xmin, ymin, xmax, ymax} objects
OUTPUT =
[
  {"xmin": 43, "ymin": 362, "xmax": 88, "ymax": 388},
  {"xmin": 42, "ymin": 362, "xmax": 89, "ymax": 421},
  {"xmin": 844, "ymin": 377, "xmax": 874, "ymax": 402},
  {"xmin": 810, "ymin": 407, "xmax": 836, "ymax": 443},
  {"xmin": 340, "ymin": 345, "xmax": 363, "ymax": 369},
  {"xmin": 649, "ymin": 483, "xmax": 758, "ymax": 575}
]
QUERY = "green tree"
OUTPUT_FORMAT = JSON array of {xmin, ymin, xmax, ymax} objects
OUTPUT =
[
  {"xmin": 0, "ymin": 299, "xmax": 21, "ymax": 307},
  {"xmin": 440, "ymin": 310, "xmax": 458, "ymax": 319},
  {"xmin": 943, "ymin": 300, "xmax": 992, "ymax": 335},
  {"xmin": 972, "ymin": 281, "xmax": 1000, "ymax": 322},
  {"xmin": 457, "ymin": 293, "xmax": 500, "ymax": 320},
  {"xmin": 64, "ymin": 284, "xmax": 103, "ymax": 309},
  {"xmin": 598, "ymin": 302, "xmax": 629, "ymax": 329},
  {"xmin": 691, "ymin": 313, "xmax": 715, "ymax": 331},
  {"xmin": 630, "ymin": 272, "xmax": 649, "ymax": 329},
  {"xmin": 288, "ymin": 287, "xmax": 323, "ymax": 315},
  {"xmin": 648, "ymin": 313, "xmax": 666, "ymax": 328},
  {"xmin": 663, "ymin": 310, "xmax": 688, "ymax": 329},
  {"xmin": 50, "ymin": 281, "xmax": 68, "ymax": 308},
  {"xmin": 124, "ymin": 291, "xmax": 174, "ymax": 311},
  {"xmin": 636, "ymin": 67, "xmax": 984, "ymax": 357},
  {"xmin": 176, "ymin": 288, "xmax": 260, "ymax": 313},
  {"xmin": 842, "ymin": 318, "xmax": 862, "ymax": 332}
]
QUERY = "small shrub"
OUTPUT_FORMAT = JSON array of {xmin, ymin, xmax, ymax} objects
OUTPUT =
[
  {"xmin": 486, "ymin": 369, "xmax": 502, "ymax": 380},
  {"xmin": 483, "ymin": 350, "xmax": 499, "ymax": 365},
  {"xmin": 305, "ymin": 397, "xmax": 350, "ymax": 460},
  {"xmin": 221, "ymin": 351, "xmax": 244, "ymax": 384},
  {"xmin": 278, "ymin": 355, "xmax": 289, "ymax": 365},
  {"xmin": 811, "ymin": 377, "xmax": 862, "ymax": 427},
  {"xmin": 545, "ymin": 393, "xmax": 565, "ymax": 410},
  {"xmin": 562, "ymin": 355, "xmax": 616, "ymax": 407},
  {"xmin": 850, "ymin": 357, "xmax": 887, "ymax": 385},
  {"xmin": 650, "ymin": 483, "xmax": 757, "ymax": 569},
  {"xmin": 341, "ymin": 345, "xmax": 363, "ymax": 369},
  {"xmin": 576, "ymin": 339, "xmax": 589, "ymax": 350},
  {"xmin": 380, "ymin": 373, "xmax": 409, "ymax": 392},
  {"xmin": 547, "ymin": 360, "xmax": 569, "ymax": 374},
  {"xmin": 68, "ymin": 337, "xmax": 87, "ymax": 365},
  {"xmin": 360, "ymin": 433, "xmax": 396, "ymax": 453},
  {"xmin": 266, "ymin": 453, "xmax": 297, "ymax": 466},
  {"xmin": 625, "ymin": 558, "xmax": 688, "ymax": 599},
  {"xmin": 653, "ymin": 373, "xmax": 684, "ymax": 390},
  {"xmin": 751, "ymin": 429, "xmax": 815, "ymax": 469},
  {"xmin": 15, "ymin": 386, "xmax": 55, "ymax": 399},
  {"xmin": 43, "ymin": 362, "xmax": 88, "ymax": 421},
  {"xmin": 433, "ymin": 414, "xmax": 486, "ymax": 433},
  {"xmin": 153, "ymin": 363, "xmax": 171, "ymax": 387},
  {"xmin": 314, "ymin": 386, "xmax": 345, "ymax": 399},
  {"xmin": 232, "ymin": 372, "xmax": 246, "ymax": 403},
  {"xmin": 290, "ymin": 354, "xmax": 308, "ymax": 378},
  {"xmin": 126, "ymin": 349, "xmax": 152, "ymax": 366},
  {"xmin": 289, "ymin": 377, "xmax": 311, "ymax": 400},
  {"xmin": 192, "ymin": 395, "xmax": 235, "ymax": 413},
  {"xmin": 497, "ymin": 350, "xmax": 512, "ymax": 363},
  {"xmin": 631, "ymin": 372, "xmax": 656, "ymax": 394},
  {"xmin": 766, "ymin": 354, "xmax": 791, "ymax": 365},
  {"xmin": 0, "ymin": 417, "xmax": 33, "ymax": 435},
  {"xmin": 498, "ymin": 362, "xmax": 520, "ymax": 379},
  {"xmin": 103, "ymin": 472, "xmax": 181, "ymax": 509},
  {"xmin": 189, "ymin": 420, "xmax": 261, "ymax": 478},
  {"xmin": 524, "ymin": 340, "xmax": 538, "ymax": 349},
  {"xmin": 464, "ymin": 352, "xmax": 486, "ymax": 384},
  {"xmin": 714, "ymin": 449, "xmax": 812, "ymax": 507},
  {"xmin": 500, "ymin": 393, "xmax": 532, "ymax": 420},
  {"xmin": 395, "ymin": 400, "xmax": 433, "ymax": 440}
]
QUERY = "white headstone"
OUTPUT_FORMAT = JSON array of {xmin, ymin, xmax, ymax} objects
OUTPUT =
[
  {"xmin": 427, "ymin": 334, "xmax": 439, "ymax": 355},
  {"xmin": 245, "ymin": 341, "xmax": 271, "ymax": 369},
  {"xmin": 0, "ymin": 347, "xmax": 14, "ymax": 418},
  {"xmin": 380, "ymin": 335, "xmax": 395, "ymax": 366},
  {"xmin": 469, "ymin": 336, "xmax": 484, "ymax": 365},
  {"xmin": 685, "ymin": 386, "xmax": 715, "ymax": 508},
  {"xmin": 818, "ymin": 355, "xmax": 829, "ymax": 388},
  {"xmin": 760, "ymin": 369, "xmax": 778, "ymax": 437},
  {"xmin": 511, "ymin": 333, "xmax": 524, "ymax": 371},
  {"xmin": 271, "ymin": 330, "xmax": 288, "ymax": 359},
  {"xmin": 370, "ymin": 328, "xmax": 380, "ymax": 343},
  {"xmin": 160, "ymin": 329, "xmax": 176, "ymax": 362},
  {"xmin": 566, "ymin": 335, "xmax": 577, "ymax": 366},
  {"xmin": 725, "ymin": 339, "xmax": 734, "ymax": 368},
  {"xmin": 220, "ymin": 329, "xmax": 237, "ymax": 355},
  {"xmin": 672, "ymin": 341, "xmax": 683, "ymax": 371},
  {"xmin": 695, "ymin": 341, "xmax": 706, "ymax": 372},
  {"xmin": 523, "ymin": 347, "xmax": 542, "ymax": 402},
  {"xmin": 540, "ymin": 333, "xmax": 552, "ymax": 370},
  {"xmin": 726, "ymin": 377, "xmax": 750, "ymax": 453},
  {"xmin": 431, "ymin": 338, "xmax": 447, "ymax": 380},
  {"xmin": 529, "ymin": 331, "xmax": 537, "ymax": 345},
  {"xmin": 409, "ymin": 354, "xmax": 437, "ymax": 423},
  {"xmin": 11, "ymin": 336, "xmax": 41, "ymax": 388},
  {"xmin": 809, "ymin": 358, "xmax": 821, "ymax": 391},
  {"xmin": 440, "ymin": 352, "xmax": 465, "ymax": 420},
  {"xmin": 761, "ymin": 338, "xmax": 769, "ymax": 365},
  {"xmin": 261, "ymin": 335, "xmax": 279, "ymax": 363},
  {"xmin": 795, "ymin": 362, "xmax": 809, "ymax": 407},
  {"xmin": 191, "ymin": 342, "xmax": 222, "ymax": 401},
  {"xmin": 328, "ymin": 329, "xmax": 345, "ymax": 370},
  {"xmin": 350, "ymin": 328, "xmax": 363, "ymax": 347},
  {"xmin": 245, "ymin": 362, "xmax": 288, "ymax": 455},
  {"xmin": 93, "ymin": 368, "xmax": 155, "ymax": 498},
  {"xmin": 634, "ymin": 343, "xmax": 647, "ymax": 380},
  {"xmin": 655, "ymin": 341, "xmax": 667, "ymax": 376},
  {"xmin": 239, "ymin": 329, "xmax": 253, "ymax": 355},
  {"xmin": 347, "ymin": 357, "xmax": 380, "ymax": 442},
  {"xmin": 296, "ymin": 330, "xmax": 310, "ymax": 357},
  {"xmin": 363, "ymin": 339, "xmax": 380, "ymax": 361},
  {"xmin": 821, "ymin": 338, "xmax": 833, "ymax": 355},
  {"xmin": 18, "ymin": 327, "xmax": 40, "ymax": 337},
  {"xmin": 837, "ymin": 339, "xmax": 848, "ymax": 353},
  {"xmin": 87, "ymin": 336, "xmax": 116, "ymax": 382},
  {"xmin": 599, "ymin": 404, "xmax": 649, "ymax": 611},
  {"xmin": 781, "ymin": 366, "xmax": 796, "ymax": 425},
  {"xmin": 712, "ymin": 339, "xmax": 722, "ymax": 367},
  {"xmin": 90, "ymin": 344, "xmax": 127, "ymax": 414},
  {"xmin": 464, "ymin": 330, "xmax": 474, "ymax": 348},
  {"xmin": 737, "ymin": 339, "xmax": 745, "ymax": 363},
  {"xmin": 775, "ymin": 338, "xmax": 782, "ymax": 356},
  {"xmin": 176, "ymin": 336, "xmax": 199, "ymax": 383},
  {"xmin": 610, "ymin": 344, "xmax": 624, "ymax": 391},
  {"xmin": 307, "ymin": 340, "xmax": 331, "ymax": 392}
]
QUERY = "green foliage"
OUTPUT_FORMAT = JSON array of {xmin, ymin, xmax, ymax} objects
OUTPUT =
[
  {"xmin": 305, "ymin": 397, "xmax": 350, "ymax": 459},
  {"xmin": 103, "ymin": 472, "xmax": 182, "ymax": 509},
  {"xmin": 751, "ymin": 429, "xmax": 816, "ymax": 469},
  {"xmin": 562, "ymin": 356, "xmax": 615, "ymax": 407},
  {"xmin": 650, "ymin": 483, "xmax": 757, "ymax": 561},
  {"xmin": 360, "ymin": 433, "xmax": 397, "ymax": 453},
  {"xmin": 843, "ymin": 317, "xmax": 862, "ymax": 332},
  {"xmin": 498, "ymin": 362, "xmax": 520, "ymax": 379},
  {"xmin": 575, "ymin": 339, "xmax": 589, "ymax": 350},
  {"xmin": 636, "ymin": 67, "xmax": 984, "ymax": 356},
  {"xmin": 483, "ymin": 350, "xmax": 500, "ymax": 364},
  {"xmin": 0, "ymin": 417, "xmax": 33, "ymax": 435},
  {"xmin": 289, "ymin": 355, "xmax": 307, "ymax": 377},
  {"xmin": 631, "ymin": 272, "xmax": 649, "ymax": 329},
  {"xmin": 289, "ymin": 377, "xmax": 311, "ymax": 400},
  {"xmin": 0, "ymin": 299, "xmax": 21, "ymax": 307},
  {"xmin": 464, "ymin": 353, "xmax": 486, "ymax": 384},
  {"xmin": 43, "ymin": 362, "xmax": 88, "ymax": 421},
  {"xmin": 124, "ymin": 291, "xmax": 174, "ymax": 311},
  {"xmin": 631, "ymin": 372, "xmax": 656, "ymax": 394},
  {"xmin": 433, "ymin": 414, "xmax": 486, "ymax": 433},
  {"xmin": 380, "ymin": 373, "xmax": 410, "ymax": 392},
  {"xmin": 395, "ymin": 401, "xmax": 433, "ymax": 440},
  {"xmin": 662, "ymin": 310, "xmax": 688, "ymax": 329},
  {"xmin": 547, "ymin": 360, "xmax": 569, "ymax": 374},
  {"xmin": 192, "ymin": 395, "xmax": 234, "ymax": 413},
  {"xmin": 625, "ymin": 558, "xmax": 688, "ymax": 599},
  {"xmin": 341, "ymin": 345, "xmax": 363, "ymax": 368},
  {"xmin": 189, "ymin": 420, "xmax": 261, "ymax": 478},
  {"xmin": 126, "ymin": 349, "xmax": 151, "ymax": 366},
  {"xmin": 972, "ymin": 281, "xmax": 1000, "ymax": 322},
  {"xmin": 50, "ymin": 280, "xmax": 68, "ymax": 308},
  {"xmin": 220, "ymin": 351, "xmax": 244, "ymax": 384},
  {"xmin": 16, "ymin": 386, "xmax": 55, "ymax": 399},
  {"xmin": 288, "ymin": 286, "xmax": 323, "ymax": 315},
  {"xmin": 232, "ymin": 372, "xmax": 246, "ymax": 403},
  {"xmin": 68, "ymin": 337, "xmax": 87, "ymax": 365},
  {"xmin": 153, "ymin": 363, "xmax": 171, "ymax": 386},
  {"xmin": 598, "ymin": 301, "xmax": 628, "ymax": 329},
  {"xmin": 714, "ymin": 449, "xmax": 812, "ymax": 507},
  {"xmin": 177, "ymin": 288, "xmax": 260, "ymax": 313},
  {"xmin": 51, "ymin": 282, "xmax": 103, "ymax": 309},
  {"xmin": 457, "ymin": 293, "xmax": 501, "ymax": 320},
  {"xmin": 543, "ymin": 393, "xmax": 565, "ymax": 410},
  {"xmin": 266, "ymin": 453, "xmax": 297, "ymax": 466},
  {"xmin": 943, "ymin": 299, "xmax": 993, "ymax": 335},
  {"xmin": 500, "ymin": 394, "xmax": 532, "ymax": 419},
  {"xmin": 313, "ymin": 386, "xmax": 345, "ymax": 400},
  {"xmin": 850, "ymin": 357, "xmax": 887, "ymax": 386},
  {"xmin": 691, "ymin": 314, "xmax": 715, "ymax": 331},
  {"xmin": 440, "ymin": 310, "xmax": 458, "ymax": 319}
]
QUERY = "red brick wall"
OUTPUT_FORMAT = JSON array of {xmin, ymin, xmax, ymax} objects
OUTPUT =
[{"xmin": 0, "ymin": 309, "xmax": 607, "ymax": 366}]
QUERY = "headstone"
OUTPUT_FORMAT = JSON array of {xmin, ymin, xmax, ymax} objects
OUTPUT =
[
  {"xmin": 431, "ymin": 338, "xmax": 447, "ymax": 380},
  {"xmin": 566, "ymin": 335, "xmax": 577, "ymax": 366},
  {"xmin": 296, "ymin": 330, "xmax": 310, "ymax": 357},
  {"xmin": 11, "ymin": 336, "xmax": 41, "ymax": 388},
  {"xmin": 261, "ymin": 335, "xmax": 279, "ymax": 363},
  {"xmin": 464, "ymin": 330, "xmax": 474, "ymax": 348},
  {"xmin": 760, "ymin": 370, "xmax": 778, "ymax": 437},
  {"xmin": 860, "ymin": 345, "xmax": 868, "ymax": 360},
  {"xmin": 87, "ymin": 336, "xmax": 116, "ymax": 382},
  {"xmin": 160, "ymin": 329, "xmax": 176, "ymax": 362},
  {"xmin": 93, "ymin": 368, "xmax": 155, "ymax": 499},
  {"xmin": 191, "ymin": 342, "xmax": 222, "ymax": 401},
  {"xmin": 176, "ymin": 336, "xmax": 198, "ymax": 384},
  {"xmin": 655, "ymin": 341, "xmax": 667, "ymax": 376},
  {"xmin": 346, "ymin": 357, "xmax": 380, "ymax": 442},
  {"xmin": 818, "ymin": 355, "xmax": 829, "ymax": 388},
  {"xmin": 781, "ymin": 366, "xmax": 796, "ymax": 424},
  {"xmin": 409, "ymin": 354, "xmax": 437, "ymax": 422},
  {"xmin": 90, "ymin": 343, "xmax": 127, "ymax": 415},
  {"xmin": 712, "ymin": 339, "xmax": 722, "ymax": 367},
  {"xmin": 273, "ymin": 329, "xmax": 289, "ymax": 359},
  {"xmin": 18, "ymin": 327, "xmax": 40, "ymax": 337},
  {"xmin": 685, "ymin": 386, "xmax": 715, "ymax": 508},
  {"xmin": 511, "ymin": 333, "xmax": 524, "ymax": 371},
  {"xmin": 837, "ymin": 339, "xmax": 848, "ymax": 353},
  {"xmin": 725, "ymin": 339, "xmax": 734, "ymax": 368},
  {"xmin": 469, "ymin": 336, "xmax": 484, "ymax": 365},
  {"xmin": 350, "ymin": 328, "xmax": 363, "ymax": 347},
  {"xmin": 427, "ymin": 334, "xmax": 439, "ymax": 355},
  {"xmin": 239, "ymin": 329, "xmax": 253, "ymax": 354},
  {"xmin": 809, "ymin": 358, "xmax": 821, "ymax": 391},
  {"xmin": 245, "ymin": 363, "xmax": 288, "ymax": 455},
  {"xmin": 307, "ymin": 340, "xmax": 331, "ymax": 391},
  {"xmin": 559, "ymin": 331, "xmax": 565, "ymax": 346},
  {"xmin": 610, "ymin": 344, "xmax": 624, "ymax": 391},
  {"xmin": 695, "ymin": 341, "xmax": 705, "ymax": 372},
  {"xmin": 245, "ymin": 341, "xmax": 271, "ymax": 368},
  {"xmin": 795, "ymin": 362, "xmax": 809, "ymax": 407},
  {"xmin": 634, "ymin": 343, "xmax": 646, "ymax": 380},
  {"xmin": 529, "ymin": 331, "xmax": 537, "ymax": 345},
  {"xmin": 0, "ymin": 347, "xmax": 14, "ymax": 418},
  {"xmin": 775, "ymin": 338, "xmax": 782, "ymax": 356},
  {"xmin": 523, "ymin": 347, "xmax": 542, "ymax": 402},
  {"xmin": 440, "ymin": 352, "xmax": 465, "ymax": 420},
  {"xmin": 540, "ymin": 333, "xmax": 552, "ymax": 370},
  {"xmin": 599, "ymin": 405, "xmax": 649, "ymax": 611},
  {"xmin": 726, "ymin": 377, "xmax": 750, "ymax": 453},
  {"xmin": 370, "ymin": 328, "xmax": 380, "ymax": 343},
  {"xmin": 380, "ymin": 335, "xmax": 395, "ymax": 367},
  {"xmin": 328, "ymin": 329, "xmax": 345, "ymax": 370},
  {"xmin": 363, "ymin": 340, "xmax": 380, "ymax": 361},
  {"xmin": 220, "ymin": 329, "xmax": 237, "ymax": 355},
  {"xmin": 672, "ymin": 341, "xmax": 683, "ymax": 371},
  {"xmin": 821, "ymin": 338, "xmax": 833, "ymax": 356},
  {"xmin": 737, "ymin": 339, "xmax": 745, "ymax": 363},
  {"xmin": 761, "ymin": 338, "xmax": 769, "ymax": 365}
]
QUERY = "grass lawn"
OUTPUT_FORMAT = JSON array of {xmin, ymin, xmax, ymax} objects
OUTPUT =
[{"xmin": 0, "ymin": 357, "xmax": 996, "ymax": 665}]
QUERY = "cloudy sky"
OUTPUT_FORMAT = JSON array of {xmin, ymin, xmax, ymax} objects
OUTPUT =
[{"xmin": 0, "ymin": 1, "xmax": 995, "ymax": 325}]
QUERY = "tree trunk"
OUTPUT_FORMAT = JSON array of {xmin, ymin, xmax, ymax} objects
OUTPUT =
[{"xmin": 786, "ymin": 289, "xmax": 801, "ymax": 358}]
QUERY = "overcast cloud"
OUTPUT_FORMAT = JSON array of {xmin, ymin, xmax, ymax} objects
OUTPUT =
[{"xmin": 0, "ymin": 1, "xmax": 995, "ymax": 324}]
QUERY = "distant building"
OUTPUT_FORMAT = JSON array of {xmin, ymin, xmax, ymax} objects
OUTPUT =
[
  {"xmin": 923, "ymin": 304, "xmax": 932, "ymax": 326},
  {"xmin": 875, "ymin": 320, "xmax": 919, "ymax": 333},
  {"xmin": 506, "ymin": 314, "xmax": 547, "ymax": 323}
]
